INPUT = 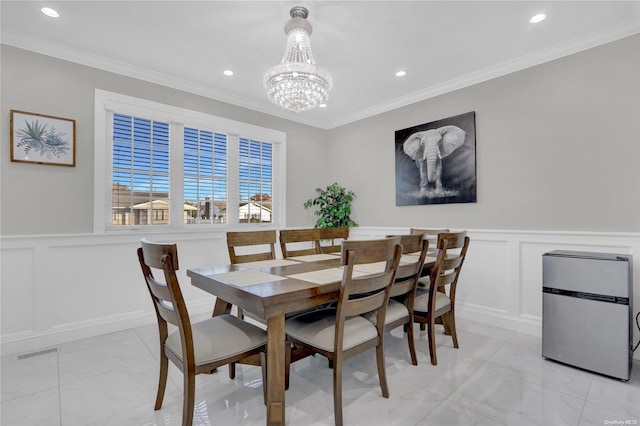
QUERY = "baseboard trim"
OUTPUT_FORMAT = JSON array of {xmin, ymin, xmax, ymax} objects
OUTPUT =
[
  {"xmin": 1, "ymin": 300, "xmax": 214, "ymax": 356},
  {"xmin": 457, "ymin": 303, "xmax": 542, "ymax": 337}
]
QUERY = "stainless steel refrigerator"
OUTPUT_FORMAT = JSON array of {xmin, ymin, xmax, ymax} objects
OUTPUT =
[{"xmin": 542, "ymin": 250, "xmax": 633, "ymax": 380}]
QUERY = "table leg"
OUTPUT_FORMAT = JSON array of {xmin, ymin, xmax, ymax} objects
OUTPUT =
[
  {"xmin": 266, "ymin": 314, "xmax": 286, "ymax": 426},
  {"xmin": 212, "ymin": 297, "xmax": 232, "ymax": 317}
]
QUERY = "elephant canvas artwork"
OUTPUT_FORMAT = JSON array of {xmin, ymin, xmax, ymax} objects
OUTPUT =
[{"xmin": 395, "ymin": 111, "xmax": 476, "ymax": 206}]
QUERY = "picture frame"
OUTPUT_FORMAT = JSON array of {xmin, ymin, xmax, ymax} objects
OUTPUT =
[
  {"xmin": 10, "ymin": 110, "xmax": 76, "ymax": 167},
  {"xmin": 395, "ymin": 111, "xmax": 476, "ymax": 206}
]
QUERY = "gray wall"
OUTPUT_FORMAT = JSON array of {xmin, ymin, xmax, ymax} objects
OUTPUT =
[
  {"xmin": 326, "ymin": 34, "xmax": 640, "ymax": 232},
  {"xmin": 0, "ymin": 45, "xmax": 326, "ymax": 235},
  {"xmin": 2, "ymin": 35, "xmax": 640, "ymax": 236}
]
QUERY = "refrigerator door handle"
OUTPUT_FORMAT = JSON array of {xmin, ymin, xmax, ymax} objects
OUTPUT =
[
  {"xmin": 574, "ymin": 292, "xmax": 618, "ymax": 303},
  {"xmin": 542, "ymin": 287, "xmax": 628, "ymax": 305}
]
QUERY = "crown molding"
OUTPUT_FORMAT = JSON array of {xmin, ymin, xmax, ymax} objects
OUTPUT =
[
  {"xmin": 0, "ymin": 29, "xmax": 329, "ymax": 129},
  {"xmin": 325, "ymin": 17, "xmax": 640, "ymax": 129},
  {"xmin": 3, "ymin": 16, "xmax": 640, "ymax": 131}
]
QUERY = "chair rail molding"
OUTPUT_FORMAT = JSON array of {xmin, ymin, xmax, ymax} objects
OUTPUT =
[{"xmin": 2, "ymin": 228, "xmax": 639, "ymax": 358}]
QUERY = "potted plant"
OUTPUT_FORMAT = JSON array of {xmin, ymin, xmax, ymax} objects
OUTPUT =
[{"xmin": 304, "ymin": 182, "xmax": 358, "ymax": 229}]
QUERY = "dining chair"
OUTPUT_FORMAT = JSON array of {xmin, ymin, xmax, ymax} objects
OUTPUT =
[
  {"xmin": 285, "ymin": 236, "xmax": 403, "ymax": 426},
  {"xmin": 279, "ymin": 228, "xmax": 321, "ymax": 258},
  {"xmin": 410, "ymin": 228, "xmax": 448, "ymax": 255},
  {"xmin": 364, "ymin": 233, "xmax": 429, "ymax": 365},
  {"xmin": 410, "ymin": 227, "xmax": 449, "ymax": 286},
  {"xmin": 414, "ymin": 229, "xmax": 467, "ymax": 291},
  {"xmin": 226, "ymin": 230, "xmax": 277, "ymax": 264},
  {"xmin": 225, "ymin": 229, "xmax": 278, "ymax": 320},
  {"xmin": 138, "ymin": 238, "xmax": 268, "ymax": 426},
  {"xmin": 318, "ymin": 227, "xmax": 350, "ymax": 254},
  {"xmin": 225, "ymin": 230, "xmax": 295, "ymax": 383},
  {"xmin": 412, "ymin": 231, "xmax": 470, "ymax": 365}
]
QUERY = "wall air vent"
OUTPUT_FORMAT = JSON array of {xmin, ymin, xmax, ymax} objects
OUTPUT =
[{"xmin": 15, "ymin": 347, "xmax": 58, "ymax": 361}]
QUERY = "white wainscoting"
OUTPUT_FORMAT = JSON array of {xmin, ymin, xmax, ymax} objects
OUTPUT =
[{"xmin": 2, "ymin": 228, "xmax": 639, "ymax": 359}]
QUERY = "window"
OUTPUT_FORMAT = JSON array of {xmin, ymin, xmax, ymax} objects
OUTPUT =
[
  {"xmin": 184, "ymin": 128, "xmax": 227, "ymax": 224},
  {"xmin": 111, "ymin": 114, "xmax": 170, "ymax": 226},
  {"xmin": 94, "ymin": 90, "xmax": 285, "ymax": 232},
  {"xmin": 239, "ymin": 138, "xmax": 272, "ymax": 223}
]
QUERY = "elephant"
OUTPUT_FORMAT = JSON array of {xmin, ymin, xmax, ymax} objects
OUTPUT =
[{"xmin": 402, "ymin": 125, "xmax": 466, "ymax": 195}]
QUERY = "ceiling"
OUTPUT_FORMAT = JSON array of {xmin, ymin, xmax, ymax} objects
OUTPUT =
[{"xmin": 2, "ymin": 1, "xmax": 639, "ymax": 129}]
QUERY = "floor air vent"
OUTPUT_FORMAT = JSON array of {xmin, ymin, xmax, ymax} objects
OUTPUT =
[{"xmin": 16, "ymin": 347, "xmax": 58, "ymax": 361}]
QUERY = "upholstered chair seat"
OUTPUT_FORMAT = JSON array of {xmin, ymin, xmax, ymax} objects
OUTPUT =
[
  {"xmin": 363, "ymin": 299, "xmax": 409, "ymax": 325},
  {"xmin": 164, "ymin": 315, "xmax": 267, "ymax": 366},
  {"xmin": 417, "ymin": 276, "xmax": 430, "ymax": 288},
  {"xmin": 414, "ymin": 291, "xmax": 451, "ymax": 313},
  {"xmin": 286, "ymin": 309, "xmax": 378, "ymax": 352}
]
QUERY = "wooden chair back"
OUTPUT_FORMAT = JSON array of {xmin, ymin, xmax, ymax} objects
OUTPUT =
[
  {"xmin": 319, "ymin": 227, "xmax": 350, "ymax": 254},
  {"xmin": 437, "ymin": 231, "xmax": 468, "ymax": 253},
  {"xmin": 226, "ymin": 230, "xmax": 277, "ymax": 263},
  {"xmin": 279, "ymin": 228, "xmax": 321, "ymax": 258},
  {"xmin": 410, "ymin": 228, "xmax": 449, "ymax": 246},
  {"xmin": 339, "ymin": 236, "xmax": 403, "ymax": 329},
  {"xmin": 433, "ymin": 231, "xmax": 470, "ymax": 302},
  {"xmin": 226, "ymin": 230, "xmax": 278, "ymax": 320},
  {"xmin": 138, "ymin": 239, "xmax": 188, "ymax": 334},
  {"xmin": 387, "ymin": 233, "xmax": 429, "ymax": 298},
  {"xmin": 432, "ymin": 241, "xmax": 467, "ymax": 288}
]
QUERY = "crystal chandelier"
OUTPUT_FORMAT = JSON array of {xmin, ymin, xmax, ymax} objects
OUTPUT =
[{"xmin": 263, "ymin": 6, "xmax": 333, "ymax": 113}]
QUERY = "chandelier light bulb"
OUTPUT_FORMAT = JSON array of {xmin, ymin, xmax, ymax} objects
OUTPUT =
[{"xmin": 264, "ymin": 6, "xmax": 333, "ymax": 113}]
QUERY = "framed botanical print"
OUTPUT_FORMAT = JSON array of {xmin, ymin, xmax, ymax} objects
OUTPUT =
[{"xmin": 10, "ymin": 110, "xmax": 76, "ymax": 167}]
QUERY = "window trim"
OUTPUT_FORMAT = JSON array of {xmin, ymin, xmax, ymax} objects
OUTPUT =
[{"xmin": 94, "ymin": 89, "xmax": 286, "ymax": 233}]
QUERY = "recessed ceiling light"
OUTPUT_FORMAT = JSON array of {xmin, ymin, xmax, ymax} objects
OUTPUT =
[
  {"xmin": 395, "ymin": 70, "xmax": 407, "ymax": 77},
  {"xmin": 223, "ymin": 70, "xmax": 234, "ymax": 76},
  {"xmin": 319, "ymin": 103, "xmax": 327, "ymax": 108},
  {"xmin": 530, "ymin": 13, "xmax": 546, "ymax": 23},
  {"xmin": 41, "ymin": 7, "xmax": 59, "ymax": 18}
]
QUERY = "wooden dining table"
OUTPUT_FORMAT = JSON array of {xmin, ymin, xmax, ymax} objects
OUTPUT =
[{"xmin": 187, "ymin": 252, "xmax": 436, "ymax": 426}]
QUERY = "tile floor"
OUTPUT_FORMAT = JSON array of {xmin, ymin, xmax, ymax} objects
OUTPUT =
[{"xmin": 2, "ymin": 318, "xmax": 639, "ymax": 426}]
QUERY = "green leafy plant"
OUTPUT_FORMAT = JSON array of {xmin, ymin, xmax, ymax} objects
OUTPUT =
[{"xmin": 304, "ymin": 183, "xmax": 358, "ymax": 229}]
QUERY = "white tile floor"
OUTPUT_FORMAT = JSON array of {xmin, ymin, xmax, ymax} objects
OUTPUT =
[{"xmin": 2, "ymin": 318, "xmax": 639, "ymax": 426}]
